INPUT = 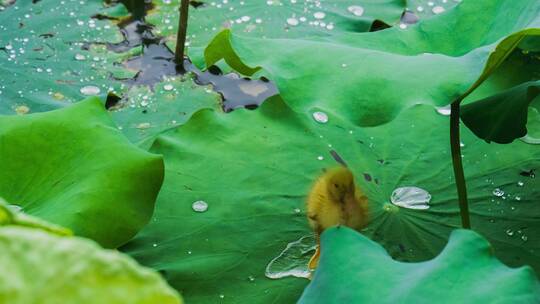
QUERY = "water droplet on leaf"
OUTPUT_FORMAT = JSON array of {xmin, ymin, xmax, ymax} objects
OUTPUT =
[
  {"xmin": 432, "ymin": 6, "xmax": 445, "ymax": 14},
  {"xmin": 80, "ymin": 85, "xmax": 101, "ymax": 96},
  {"xmin": 192, "ymin": 200, "xmax": 208, "ymax": 212},
  {"xmin": 265, "ymin": 235, "xmax": 316, "ymax": 279},
  {"xmin": 312, "ymin": 111, "xmax": 328, "ymax": 123},
  {"xmin": 390, "ymin": 187, "xmax": 431, "ymax": 210},
  {"xmin": 492, "ymin": 188, "xmax": 505, "ymax": 197},
  {"xmin": 347, "ymin": 5, "xmax": 364, "ymax": 16}
]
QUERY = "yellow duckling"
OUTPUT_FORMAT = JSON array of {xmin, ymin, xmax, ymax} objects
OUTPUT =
[{"xmin": 306, "ymin": 166, "xmax": 369, "ymax": 270}]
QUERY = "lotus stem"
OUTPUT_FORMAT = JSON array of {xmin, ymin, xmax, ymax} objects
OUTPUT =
[
  {"xmin": 450, "ymin": 101, "xmax": 471, "ymax": 229},
  {"xmin": 174, "ymin": 0, "xmax": 190, "ymax": 66}
]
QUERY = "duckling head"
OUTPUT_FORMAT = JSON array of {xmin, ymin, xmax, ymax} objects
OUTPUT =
[{"xmin": 326, "ymin": 167, "xmax": 355, "ymax": 203}]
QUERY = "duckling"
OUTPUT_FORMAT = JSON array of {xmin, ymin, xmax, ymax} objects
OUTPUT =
[{"xmin": 306, "ymin": 166, "xmax": 369, "ymax": 270}]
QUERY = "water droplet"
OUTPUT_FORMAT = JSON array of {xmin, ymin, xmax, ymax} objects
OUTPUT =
[
  {"xmin": 163, "ymin": 84, "xmax": 174, "ymax": 91},
  {"xmin": 399, "ymin": 23, "xmax": 407, "ymax": 29},
  {"xmin": 390, "ymin": 187, "xmax": 431, "ymax": 210},
  {"xmin": 521, "ymin": 235, "xmax": 528, "ymax": 242},
  {"xmin": 492, "ymin": 188, "xmax": 505, "ymax": 197},
  {"xmin": 248, "ymin": 275, "xmax": 255, "ymax": 282},
  {"xmin": 312, "ymin": 111, "xmax": 328, "ymax": 123},
  {"xmin": 74, "ymin": 53, "xmax": 86, "ymax": 61},
  {"xmin": 515, "ymin": 196, "xmax": 521, "ymax": 201},
  {"xmin": 152, "ymin": 243, "xmax": 157, "ymax": 247},
  {"xmin": 432, "ymin": 6, "xmax": 445, "ymax": 14},
  {"xmin": 517, "ymin": 181, "xmax": 524, "ymax": 187},
  {"xmin": 80, "ymin": 85, "xmax": 101, "ymax": 96},
  {"xmin": 293, "ymin": 208, "xmax": 301, "ymax": 214},
  {"xmin": 416, "ymin": 6, "xmax": 424, "ymax": 12},
  {"xmin": 506, "ymin": 229, "xmax": 514, "ymax": 236},
  {"xmin": 192, "ymin": 200, "xmax": 208, "ymax": 212},
  {"xmin": 286, "ymin": 18, "xmax": 299, "ymax": 26},
  {"xmin": 136, "ymin": 122, "xmax": 151, "ymax": 129},
  {"xmin": 347, "ymin": 5, "xmax": 364, "ymax": 16},
  {"xmin": 435, "ymin": 105, "xmax": 451, "ymax": 116},
  {"xmin": 317, "ymin": 156, "xmax": 324, "ymax": 161},
  {"xmin": 219, "ymin": 294, "xmax": 225, "ymax": 299},
  {"xmin": 313, "ymin": 12, "xmax": 326, "ymax": 19},
  {"xmin": 265, "ymin": 235, "xmax": 316, "ymax": 279}
]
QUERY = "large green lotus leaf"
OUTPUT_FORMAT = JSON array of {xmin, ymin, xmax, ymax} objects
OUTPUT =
[
  {"xmin": 0, "ymin": 97, "xmax": 164, "ymax": 248},
  {"xmin": 299, "ymin": 227, "xmax": 540, "ymax": 303},
  {"xmin": 0, "ymin": 1, "xmax": 224, "ymax": 148},
  {"xmin": 123, "ymin": 96, "xmax": 540, "ymax": 303},
  {"xmin": 110, "ymin": 75, "xmax": 222, "ymax": 148},
  {"xmin": 461, "ymin": 80, "xmax": 540, "ymax": 144},
  {"xmin": 204, "ymin": 0, "xmax": 540, "ymax": 127},
  {"xmin": 0, "ymin": 0, "xmax": 136, "ymax": 114},
  {"xmin": 0, "ymin": 226, "xmax": 182, "ymax": 304},
  {"xmin": 147, "ymin": 0, "xmax": 408, "ymax": 66}
]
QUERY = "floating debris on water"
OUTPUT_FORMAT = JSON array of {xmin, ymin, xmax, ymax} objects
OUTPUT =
[
  {"xmin": 265, "ymin": 235, "xmax": 316, "ymax": 279},
  {"xmin": 506, "ymin": 229, "xmax": 514, "ymax": 237},
  {"xmin": 14, "ymin": 105, "xmax": 30, "ymax": 115},
  {"xmin": 390, "ymin": 187, "xmax": 431, "ymax": 210},
  {"xmin": 517, "ymin": 181, "xmax": 524, "ymax": 187},
  {"xmin": 192, "ymin": 200, "xmax": 208, "ymax": 212}
]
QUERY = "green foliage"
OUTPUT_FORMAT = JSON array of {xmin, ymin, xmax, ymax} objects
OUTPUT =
[
  {"xmin": 0, "ymin": 98, "xmax": 164, "ymax": 248},
  {"xmin": 0, "ymin": 225, "xmax": 182, "ymax": 304},
  {"xmin": 148, "ymin": 0, "xmax": 408, "ymax": 65},
  {"xmin": 0, "ymin": 0, "xmax": 127, "ymax": 114},
  {"xmin": 2, "ymin": 0, "xmax": 540, "ymax": 303},
  {"xmin": 0, "ymin": 0, "xmax": 222, "ymax": 146},
  {"xmin": 299, "ymin": 227, "xmax": 540, "ymax": 303},
  {"xmin": 203, "ymin": 0, "xmax": 540, "ymax": 127},
  {"xmin": 0, "ymin": 198, "xmax": 71, "ymax": 236},
  {"xmin": 123, "ymin": 95, "xmax": 540, "ymax": 303},
  {"xmin": 461, "ymin": 81, "xmax": 540, "ymax": 143}
]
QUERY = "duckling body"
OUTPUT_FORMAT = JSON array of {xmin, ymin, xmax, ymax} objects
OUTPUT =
[{"xmin": 306, "ymin": 167, "xmax": 369, "ymax": 269}]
